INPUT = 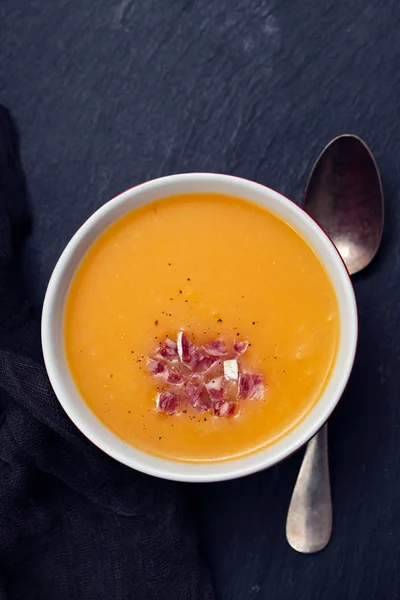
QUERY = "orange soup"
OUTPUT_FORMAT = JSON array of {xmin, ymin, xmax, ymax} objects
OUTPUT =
[{"xmin": 64, "ymin": 193, "xmax": 339, "ymax": 462}]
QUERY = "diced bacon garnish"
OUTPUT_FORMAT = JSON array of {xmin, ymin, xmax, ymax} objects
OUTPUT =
[
  {"xmin": 195, "ymin": 355, "xmax": 220, "ymax": 374},
  {"xmin": 149, "ymin": 330, "xmax": 263, "ymax": 416},
  {"xmin": 213, "ymin": 400, "xmax": 237, "ymax": 417},
  {"xmin": 205, "ymin": 376, "xmax": 224, "ymax": 401},
  {"xmin": 147, "ymin": 358, "xmax": 167, "ymax": 376},
  {"xmin": 203, "ymin": 338, "xmax": 227, "ymax": 357},
  {"xmin": 185, "ymin": 381, "xmax": 203, "ymax": 405},
  {"xmin": 233, "ymin": 339, "xmax": 249, "ymax": 356},
  {"xmin": 156, "ymin": 391, "xmax": 180, "ymax": 414},
  {"xmin": 185, "ymin": 349, "xmax": 203, "ymax": 370},
  {"xmin": 223, "ymin": 359, "xmax": 238, "ymax": 381},
  {"xmin": 238, "ymin": 372, "xmax": 264, "ymax": 400},
  {"xmin": 177, "ymin": 331, "xmax": 193, "ymax": 361},
  {"xmin": 185, "ymin": 381, "xmax": 209, "ymax": 411},
  {"xmin": 177, "ymin": 331, "xmax": 203, "ymax": 370},
  {"xmin": 166, "ymin": 371, "xmax": 185, "ymax": 385},
  {"xmin": 159, "ymin": 338, "xmax": 179, "ymax": 361}
]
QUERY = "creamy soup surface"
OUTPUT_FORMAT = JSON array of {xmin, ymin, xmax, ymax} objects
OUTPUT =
[{"xmin": 64, "ymin": 193, "xmax": 339, "ymax": 462}]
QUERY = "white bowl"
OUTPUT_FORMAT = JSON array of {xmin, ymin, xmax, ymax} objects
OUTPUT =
[{"xmin": 42, "ymin": 173, "xmax": 358, "ymax": 482}]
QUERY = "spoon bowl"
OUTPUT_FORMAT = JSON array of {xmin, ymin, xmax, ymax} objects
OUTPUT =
[{"xmin": 303, "ymin": 134, "xmax": 384, "ymax": 275}]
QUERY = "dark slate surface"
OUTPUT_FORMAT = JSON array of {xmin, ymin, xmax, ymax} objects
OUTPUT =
[{"xmin": 1, "ymin": 0, "xmax": 399, "ymax": 598}]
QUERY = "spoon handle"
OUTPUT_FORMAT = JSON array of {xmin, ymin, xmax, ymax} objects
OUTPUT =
[{"xmin": 286, "ymin": 424, "xmax": 332, "ymax": 553}]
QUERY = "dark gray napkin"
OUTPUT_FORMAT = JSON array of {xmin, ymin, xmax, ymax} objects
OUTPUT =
[{"xmin": 0, "ymin": 106, "xmax": 215, "ymax": 600}]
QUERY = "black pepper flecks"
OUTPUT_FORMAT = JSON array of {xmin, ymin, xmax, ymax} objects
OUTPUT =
[
  {"xmin": 179, "ymin": 290, "xmax": 183, "ymax": 294},
  {"xmin": 252, "ymin": 321, "xmax": 256, "ymax": 325},
  {"xmin": 217, "ymin": 318, "xmax": 222, "ymax": 323},
  {"xmin": 159, "ymin": 436, "xmax": 162, "ymax": 440},
  {"xmin": 154, "ymin": 320, "xmax": 158, "ymax": 326},
  {"xmin": 128, "ymin": 410, "xmax": 131, "ymax": 414},
  {"xmin": 187, "ymin": 278, "xmax": 191, "ymax": 281},
  {"xmin": 182, "ymin": 410, "xmax": 187, "ymax": 414},
  {"xmin": 168, "ymin": 263, "xmax": 171, "ymax": 266}
]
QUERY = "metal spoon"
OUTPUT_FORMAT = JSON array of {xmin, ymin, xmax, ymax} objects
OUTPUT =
[{"xmin": 285, "ymin": 134, "xmax": 384, "ymax": 553}]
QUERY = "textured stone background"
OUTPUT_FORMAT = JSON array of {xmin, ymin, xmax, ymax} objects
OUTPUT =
[{"xmin": 1, "ymin": 1, "xmax": 400, "ymax": 598}]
